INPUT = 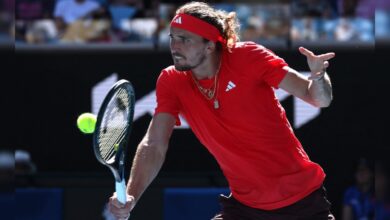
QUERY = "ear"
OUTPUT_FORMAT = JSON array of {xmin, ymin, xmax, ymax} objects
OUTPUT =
[{"xmin": 204, "ymin": 41, "xmax": 216, "ymax": 54}]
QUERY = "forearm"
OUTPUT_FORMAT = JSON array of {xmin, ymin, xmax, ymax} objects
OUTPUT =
[
  {"xmin": 126, "ymin": 138, "xmax": 167, "ymax": 203},
  {"xmin": 307, "ymin": 72, "xmax": 332, "ymax": 107}
]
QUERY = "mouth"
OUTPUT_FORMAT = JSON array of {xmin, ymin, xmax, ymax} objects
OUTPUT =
[{"xmin": 172, "ymin": 53, "xmax": 185, "ymax": 61}]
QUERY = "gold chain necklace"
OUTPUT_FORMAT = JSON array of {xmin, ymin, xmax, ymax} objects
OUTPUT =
[{"xmin": 191, "ymin": 61, "xmax": 221, "ymax": 109}]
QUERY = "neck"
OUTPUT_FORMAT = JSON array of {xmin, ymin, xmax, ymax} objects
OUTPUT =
[{"xmin": 192, "ymin": 53, "xmax": 221, "ymax": 80}]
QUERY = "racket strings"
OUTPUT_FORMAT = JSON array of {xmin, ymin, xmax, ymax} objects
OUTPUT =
[
  {"xmin": 98, "ymin": 88, "xmax": 131, "ymax": 162},
  {"xmin": 100, "ymin": 127, "xmax": 127, "ymax": 161},
  {"xmin": 99, "ymin": 105, "xmax": 128, "ymax": 160},
  {"xmin": 99, "ymin": 90, "xmax": 129, "ymax": 156}
]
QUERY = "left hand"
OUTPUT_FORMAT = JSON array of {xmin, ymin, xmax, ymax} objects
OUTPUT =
[
  {"xmin": 108, "ymin": 193, "xmax": 135, "ymax": 220},
  {"xmin": 299, "ymin": 47, "xmax": 335, "ymax": 80}
]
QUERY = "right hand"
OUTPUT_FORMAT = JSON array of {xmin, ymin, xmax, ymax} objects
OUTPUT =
[
  {"xmin": 298, "ymin": 46, "xmax": 335, "ymax": 79},
  {"xmin": 108, "ymin": 192, "xmax": 136, "ymax": 220}
]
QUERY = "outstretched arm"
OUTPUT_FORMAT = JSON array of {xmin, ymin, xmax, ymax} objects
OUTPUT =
[
  {"xmin": 279, "ymin": 47, "xmax": 335, "ymax": 108},
  {"xmin": 108, "ymin": 113, "xmax": 176, "ymax": 219}
]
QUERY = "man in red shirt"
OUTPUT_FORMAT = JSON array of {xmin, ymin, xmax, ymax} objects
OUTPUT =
[{"xmin": 108, "ymin": 2, "xmax": 336, "ymax": 220}]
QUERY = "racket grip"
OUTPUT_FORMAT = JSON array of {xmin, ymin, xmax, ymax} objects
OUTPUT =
[{"xmin": 115, "ymin": 179, "xmax": 127, "ymax": 204}]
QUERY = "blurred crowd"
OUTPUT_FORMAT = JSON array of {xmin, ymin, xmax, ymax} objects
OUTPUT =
[
  {"xmin": 11, "ymin": 0, "xmax": 160, "ymax": 44},
  {"xmin": 340, "ymin": 158, "xmax": 390, "ymax": 220},
  {"xmin": 0, "ymin": 0, "xmax": 386, "ymax": 46}
]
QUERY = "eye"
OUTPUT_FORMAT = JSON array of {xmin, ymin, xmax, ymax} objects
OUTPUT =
[{"xmin": 184, "ymin": 38, "xmax": 191, "ymax": 43}]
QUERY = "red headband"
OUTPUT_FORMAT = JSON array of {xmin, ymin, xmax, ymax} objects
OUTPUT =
[{"xmin": 170, "ymin": 13, "xmax": 226, "ymax": 44}]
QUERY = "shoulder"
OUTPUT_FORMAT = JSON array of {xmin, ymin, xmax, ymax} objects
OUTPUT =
[
  {"xmin": 227, "ymin": 41, "xmax": 276, "ymax": 59},
  {"xmin": 157, "ymin": 66, "xmax": 188, "ymax": 85},
  {"xmin": 161, "ymin": 65, "xmax": 179, "ymax": 74},
  {"xmin": 160, "ymin": 65, "xmax": 185, "ymax": 78},
  {"xmin": 231, "ymin": 41, "xmax": 267, "ymax": 53}
]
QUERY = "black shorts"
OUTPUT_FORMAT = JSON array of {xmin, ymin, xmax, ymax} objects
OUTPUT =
[{"xmin": 212, "ymin": 186, "xmax": 335, "ymax": 220}]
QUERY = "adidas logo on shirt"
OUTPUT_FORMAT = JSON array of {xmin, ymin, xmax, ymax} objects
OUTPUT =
[
  {"xmin": 225, "ymin": 81, "xmax": 236, "ymax": 92},
  {"xmin": 173, "ymin": 16, "xmax": 182, "ymax": 24}
]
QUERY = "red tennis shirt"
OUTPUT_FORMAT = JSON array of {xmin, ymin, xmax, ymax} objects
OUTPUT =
[{"xmin": 155, "ymin": 42, "xmax": 325, "ymax": 210}]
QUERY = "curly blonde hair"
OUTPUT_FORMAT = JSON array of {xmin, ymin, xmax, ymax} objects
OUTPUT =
[{"xmin": 175, "ymin": 1, "xmax": 240, "ymax": 51}]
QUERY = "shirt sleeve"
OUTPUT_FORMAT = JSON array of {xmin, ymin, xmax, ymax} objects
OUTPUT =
[
  {"xmin": 246, "ymin": 43, "xmax": 289, "ymax": 88},
  {"xmin": 154, "ymin": 69, "xmax": 181, "ymax": 126}
]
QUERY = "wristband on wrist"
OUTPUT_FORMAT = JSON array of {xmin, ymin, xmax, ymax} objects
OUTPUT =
[{"xmin": 309, "ymin": 71, "xmax": 326, "ymax": 81}]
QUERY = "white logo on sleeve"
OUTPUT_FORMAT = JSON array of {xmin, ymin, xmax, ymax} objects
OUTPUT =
[
  {"xmin": 173, "ymin": 16, "xmax": 182, "ymax": 24},
  {"xmin": 225, "ymin": 81, "xmax": 236, "ymax": 92}
]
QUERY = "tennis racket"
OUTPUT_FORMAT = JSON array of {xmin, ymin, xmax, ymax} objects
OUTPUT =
[{"xmin": 93, "ymin": 79, "xmax": 135, "ymax": 205}]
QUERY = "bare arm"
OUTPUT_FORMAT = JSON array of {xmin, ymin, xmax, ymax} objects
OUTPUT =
[
  {"xmin": 109, "ymin": 113, "xmax": 176, "ymax": 219},
  {"xmin": 278, "ymin": 47, "xmax": 335, "ymax": 108},
  {"xmin": 127, "ymin": 113, "xmax": 175, "ymax": 202}
]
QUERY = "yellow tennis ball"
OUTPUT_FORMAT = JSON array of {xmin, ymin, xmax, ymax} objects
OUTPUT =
[{"xmin": 77, "ymin": 113, "xmax": 97, "ymax": 134}]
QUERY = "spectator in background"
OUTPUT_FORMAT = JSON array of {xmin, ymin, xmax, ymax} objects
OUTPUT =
[
  {"xmin": 291, "ymin": 0, "xmax": 339, "ymax": 42},
  {"xmin": 157, "ymin": 3, "xmax": 176, "ymax": 45},
  {"xmin": 0, "ymin": 0, "xmax": 14, "ymax": 39},
  {"xmin": 54, "ymin": 0, "xmax": 103, "ymax": 32},
  {"xmin": 16, "ymin": 0, "xmax": 53, "ymax": 20},
  {"xmin": 15, "ymin": 150, "xmax": 37, "ymax": 175},
  {"xmin": 375, "ymin": 160, "xmax": 390, "ymax": 220},
  {"xmin": 260, "ymin": 5, "xmax": 290, "ymax": 41},
  {"xmin": 292, "ymin": 0, "xmax": 337, "ymax": 18},
  {"xmin": 337, "ymin": 0, "xmax": 374, "ymax": 18},
  {"xmin": 338, "ymin": 0, "xmax": 357, "ymax": 17},
  {"xmin": 375, "ymin": 0, "xmax": 390, "ymax": 40},
  {"xmin": 113, "ymin": 0, "xmax": 158, "ymax": 18},
  {"xmin": 107, "ymin": 0, "xmax": 159, "ymax": 43},
  {"xmin": 0, "ymin": 151, "xmax": 13, "ymax": 192},
  {"xmin": 334, "ymin": 18, "xmax": 358, "ymax": 41},
  {"xmin": 15, "ymin": 150, "xmax": 38, "ymax": 187},
  {"xmin": 291, "ymin": 17, "xmax": 319, "ymax": 41},
  {"xmin": 377, "ymin": 0, "xmax": 390, "ymax": 10},
  {"xmin": 14, "ymin": 0, "xmax": 56, "ymax": 43},
  {"xmin": 3, "ymin": 0, "xmax": 14, "ymax": 12},
  {"xmin": 54, "ymin": 0, "xmax": 111, "ymax": 43},
  {"xmin": 354, "ymin": 0, "xmax": 374, "ymax": 19},
  {"xmin": 341, "ymin": 158, "xmax": 374, "ymax": 220},
  {"xmin": 241, "ymin": 15, "xmax": 264, "ymax": 42}
]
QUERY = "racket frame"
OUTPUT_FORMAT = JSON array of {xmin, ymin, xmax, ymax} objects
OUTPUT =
[{"xmin": 93, "ymin": 79, "xmax": 135, "ymax": 204}]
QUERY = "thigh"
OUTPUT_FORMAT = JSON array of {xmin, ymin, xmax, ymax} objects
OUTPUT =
[
  {"xmin": 211, "ymin": 194, "xmax": 260, "ymax": 220},
  {"xmin": 279, "ymin": 187, "xmax": 335, "ymax": 220},
  {"xmin": 212, "ymin": 187, "xmax": 335, "ymax": 220},
  {"xmin": 212, "ymin": 195, "xmax": 288, "ymax": 220}
]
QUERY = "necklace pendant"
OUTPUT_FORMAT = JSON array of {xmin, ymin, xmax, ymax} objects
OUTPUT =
[
  {"xmin": 214, "ymin": 100, "xmax": 219, "ymax": 109},
  {"xmin": 207, "ymin": 90, "xmax": 214, "ymax": 99}
]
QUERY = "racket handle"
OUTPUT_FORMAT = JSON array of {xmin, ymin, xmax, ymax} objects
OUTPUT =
[{"xmin": 115, "ymin": 179, "xmax": 127, "ymax": 204}]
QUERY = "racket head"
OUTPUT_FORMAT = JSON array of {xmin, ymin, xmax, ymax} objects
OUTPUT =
[{"xmin": 93, "ymin": 79, "xmax": 135, "ymax": 181}]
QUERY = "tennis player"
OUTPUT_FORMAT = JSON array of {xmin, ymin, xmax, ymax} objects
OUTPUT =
[{"xmin": 109, "ymin": 2, "xmax": 336, "ymax": 220}]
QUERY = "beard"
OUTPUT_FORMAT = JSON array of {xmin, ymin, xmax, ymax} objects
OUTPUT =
[
  {"xmin": 172, "ymin": 53, "xmax": 206, "ymax": 71},
  {"xmin": 174, "ymin": 63, "xmax": 193, "ymax": 71}
]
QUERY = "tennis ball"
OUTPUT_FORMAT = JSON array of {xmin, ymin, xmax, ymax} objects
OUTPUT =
[{"xmin": 77, "ymin": 113, "xmax": 97, "ymax": 134}]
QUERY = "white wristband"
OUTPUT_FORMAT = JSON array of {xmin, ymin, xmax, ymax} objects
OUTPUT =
[{"xmin": 309, "ymin": 72, "xmax": 326, "ymax": 81}]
